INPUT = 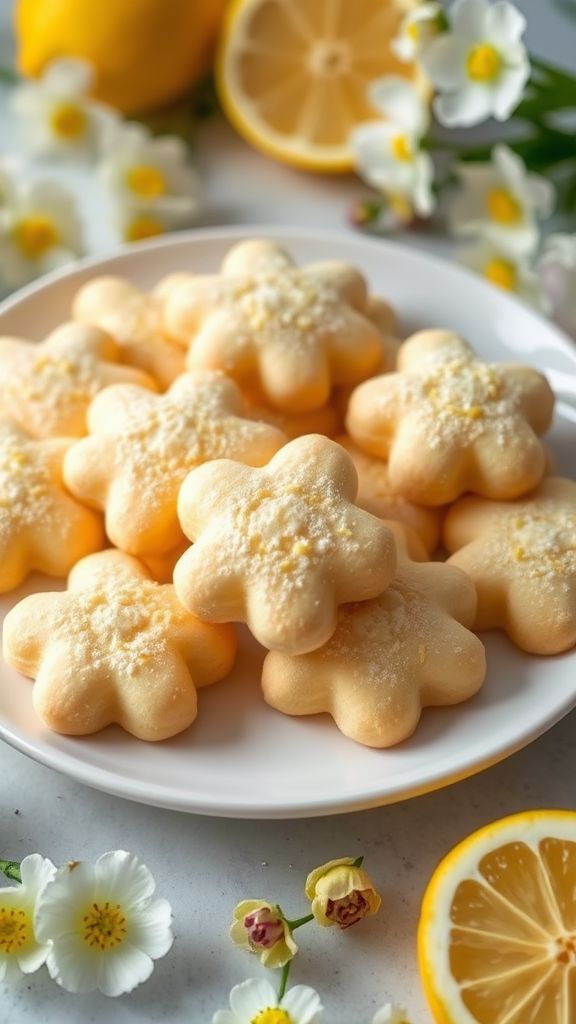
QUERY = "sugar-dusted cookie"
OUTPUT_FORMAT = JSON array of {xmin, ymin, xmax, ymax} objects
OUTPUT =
[
  {"xmin": 174, "ymin": 434, "xmax": 397, "ymax": 655},
  {"xmin": 140, "ymin": 538, "xmax": 190, "ymax": 584},
  {"xmin": 3, "ymin": 550, "xmax": 237, "ymax": 740},
  {"xmin": 445, "ymin": 477, "xmax": 576, "ymax": 655},
  {"xmin": 262, "ymin": 552, "xmax": 486, "ymax": 747},
  {"xmin": 0, "ymin": 323, "xmax": 156, "ymax": 438},
  {"xmin": 72, "ymin": 276, "xmax": 186, "ymax": 389},
  {"xmin": 337, "ymin": 436, "xmax": 441, "ymax": 555},
  {"xmin": 163, "ymin": 239, "xmax": 384, "ymax": 412},
  {"xmin": 346, "ymin": 330, "xmax": 554, "ymax": 505},
  {"xmin": 0, "ymin": 419, "xmax": 104, "ymax": 592},
  {"xmin": 63, "ymin": 370, "xmax": 286, "ymax": 556}
]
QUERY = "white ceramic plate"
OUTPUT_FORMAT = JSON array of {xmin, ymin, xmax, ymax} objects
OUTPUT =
[{"xmin": 1, "ymin": 226, "xmax": 575, "ymax": 819}]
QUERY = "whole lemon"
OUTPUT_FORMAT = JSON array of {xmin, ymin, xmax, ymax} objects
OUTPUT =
[{"xmin": 14, "ymin": 0, "xmax": 228, "ymax": 113}]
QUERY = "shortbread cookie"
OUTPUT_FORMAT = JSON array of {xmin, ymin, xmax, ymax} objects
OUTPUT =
[
  {"xmin": 346, "ymin": 330, "xmax": 554, "ymax": 505},
  {"xmin": 163, "ymin": 239, "xmax": 384, "ymax": 412},
  {"xmin": 174, "ymin": 434, "xmax": 397, "ymax": 655},
  {"xmin": 73, "ymin": 276, "xmax": 186, "ymax": 389},
  {"xmin": 2, "ymin": 550, "xmax": 237, "ymax": 740},
  {"xmin": 140, "ymin": 538, "xmax": 190, "ymax": 584},
  {"xmin": 445, "ymin": 477, "xmax": 576, "ymax": 654},
  {"xmin": 0, "ymin": 323, "xmax": 156, "ymax": 438},
  {"xmin": 262, "ymin": 551, "xmax": 485, "ymax": 747},
  {"xmin": 63, "ymin": 370, "xmax": 285, "ymax": 556},
  {"xmin": 0, "ymin": 419, "xmax": 104, "ymax": 592},
  {"xmin": 337, "ymin": 436, "xmax": 441, "ymax": 555}
]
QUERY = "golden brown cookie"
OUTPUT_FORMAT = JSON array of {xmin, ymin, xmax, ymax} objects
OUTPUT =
[
  {"xmin": 336, "ymin": 435, "xmax": 442, "ymax": 555},
  {"xmin": 262, "ymin": 550, "xmax": 486, "ymax": 747},
  {"xmin": 445, "ymin": 477, "xmax": 576, "ymax": 654},
  {"xmin": 174, "ymin": 434, "xmax": 397, "ymax": 654},
  {"xmin": 163, "ymin": 239, "xmax": 384, "ymax": 412},
  {"xmin": 346, "ymin": 330, "xmax": 554, "ymax": 505},
  {"xmin": 72, "ymin": 276, "xmax": 186, "ymax": 389},
  {"xmin": 0, "ymin": 419, "xmax": 104, "ymax": 592},
  {"xmin": 63, "ymin": 370, "xmax": 286, "ymax": 556},
  {"xmin": 3, "ymin": 550, "xmax": 237, "ymax": 740},
  {"xmin": 0, "ymin": 323, "xmax": 156, "ymax": 438}
]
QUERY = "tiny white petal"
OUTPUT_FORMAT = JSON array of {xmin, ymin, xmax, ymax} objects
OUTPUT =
[
  {"xmin": 485, "ymin": 0, "xmax": 526, "ymax": 44},
  {"xmin": 451, "ymin": 0, "xmax": 491, "ymax": 37},
  {"xmin": 42, "ymin": 58, "xmax": 94, "ymax": 96},
  {"xmin": 492, "ymin": 62, "xmax": 530, "ymax": 120},
  {"xmin": 230, "ymin": 977, "xmax": 279, "ymax": 1018},
  {"xmin": 128, "ymin": 898, "xmax": 174, "ymax": 959},
  {"xmin": 46, "ymin": 935, "xmax": 102, "ymax": 993},
  {"xmin": 94, "ymin": 850, "xmax": 156, "ymax": 908},
  {"xmin": 212, "ymin": 1013, "xmax": 236, "ymax": 1024},
  {"xmin": 282, "ymin": 983, "xmax": 324, "ymax": 1023},
  {"xmin": 421, "ymin": 36, "xmax": 468, "ymax": 90},
  {"xmin": 434, "ymin": 85, "xmax": 493, "ymax": 127},
  {"xmin": 368, "ymin": 77, "xmax": 429, "ymax": 136},
  {"xmin": 97, "ymin": 942, "xmax": 154, "ymax": 997},
  {"xmin": 372, "ymin": 1004, "xmax": 410, "ymax": 1024}
]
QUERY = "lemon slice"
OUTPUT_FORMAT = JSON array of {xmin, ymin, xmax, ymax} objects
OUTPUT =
[
  {"xmin": 418, "ymin": 810, "xmax": 576, "ymax": 1024},
  {"xmin": 217, "ymin": 0, "xmax": 419, "ymax": 172}
]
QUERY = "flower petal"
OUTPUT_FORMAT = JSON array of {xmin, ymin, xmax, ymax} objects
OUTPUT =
[
  {"xmin": 127, "ymin": 897, "xmax": 174, "ymax": 959},
  {"xmin": 34, "ymin": 860, "xmax": 96, "ymax": 943},
  {"xmin": 282, "ymin": 984, "xmax": 324, "ymax": 1023},
  {"xmin": 94, "ymin": 850, "xmax": 156, "ymax": 908},
  {"xmin": 42, "ymin": 58, "xmax": 94, "ymax": 97},
  {"xmin": 368, "ymin": 77, "xmax": 429, "ymax": 135},
  {"xmin": 434, "ymin": 84, "xmax": 493, "ymax": 127},
  {"xmin": 229, "ymin": 977, "xmax": 278, "ymax": 1017},
  {"xmin": 413, "ymin": 153, "xmax": 436, "ymax": 216},
  {"xmin": 486, "ymin": 0, "xmax": 526, "ymax": 44},
  {"xmin": 19, "ymin": 854, "xmax": 56, "ymax": 896},
  {"xmin": 17, "ymin": 942, "xmax": 50, "ymax": 975},
  {"xmin": 492, "ymin": 62, "xmax": 530, "ymax": 120},
  {"xmin": 212, "ymin": 1013, "xmax": 236, "ymax": 1024},
  {"xmin": 451, "ymin": 0, "xmax": 491, "ymax": 37},
  {"xmin": 97, "ymin": 942, "xmax": 154, "ymax": 997},
  {"xmin": 46, "ymin": 934, "xmax": 101, "ymax": 993},
  {"xmin": 420, "ymin": 36, "xmax": 468, "ymax": 90}
]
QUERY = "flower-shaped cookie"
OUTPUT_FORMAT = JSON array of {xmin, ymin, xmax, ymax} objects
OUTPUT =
[
  {"xmin": 0, "ymin": 322, "xmax": 156, "ymax": 438},
  {"xmin": 72, "ymin": 276, "xmax": 186, "ymax": 389},
  {"xmin": 3, "ymin": 550, "xmax": 237, "ymax": 740},
  {"xmin": 337, "ymin": 436, "xmax": 442, "ymax": 555},
  {"xmin": 0, "ymin": 419, "xmax": 104, "ymax": 592},
  {"xmin": 445, "ymin": 477, "xmax": 576, "ymax": 655},
  {"xmin": 163, "ymin": 239, "xmax": 385, "ymax": 412},
  {"xmin": 174, "ymin": 434, "xmax": 397, "ymax": 655},
  {"xmin": 346, "ymin": 330, "xmax": 554, "ymax": 505},
  {"xmin": 63, "ymin": 370, "xmax": 286, "ymax": 556},
  {"xmin": 262, "ymin": 552, "xmax": 486, "ymax": 747}
]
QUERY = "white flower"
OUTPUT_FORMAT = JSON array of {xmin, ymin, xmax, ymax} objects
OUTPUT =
[
  {"xmin": 458, "ymin": 237, "xmax": 539, "ymax": 303},
  {"xmin": 391, "ymin": 2, "xmax": 443, "ymax": 61},
  {"xmin": 450, "ymin": 144, "xmax": 555, "ymax": 256},
  {"xmin": 0, "ymin": 854, "xmax": 56, "ymax": 981},
  {"xmin": 350, "ymin": 77, "xmax": 435, "ymax": 221},
  {"xmin": 538, "ymin": 233, "xmax": 576, "ymax": 339},
  {"xmin": 372, "ymin": 1004, "xmax": 411, "ymax": 1024},
  {"xmin": 100, "ymin": 122, "xmax": 201, "ymax": 239},
  {"xmin": 213, "ymin": 978, "xmax": 323, "ymax": 1024},
  {"xmin": 34, "ymin": 850, "xmax": 173, "ymax": 996},
  {"xmin": 421, "ymin": 0, "xmax": 530, "ymax": 126},
  {"xmin": 11, "ymin": 58, "xmax": 120, "ymax": 157},
  {"xmin": 0, "ymin": 178, "xmax": 83, "ymax": 289}
]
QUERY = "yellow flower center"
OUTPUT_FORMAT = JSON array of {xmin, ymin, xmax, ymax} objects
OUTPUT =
[
  {"xmin": 251, "ymin": 1010, "xmax": 292, "ymax": 1024},
  {"xmin": 125, "ymin": 215, "xmax": 165, "ymax": 243},
  {"xmin": 0, "ymin": 905, "xmax": 31, "ymax": 954},
  {"xmin": 49, "ymin": 101, "xmax": 88, "ymax": 140},
  {"xmin": 486, "ymin": 187, "xmax": 523, "ymax": 225},
  {"xmin": 12, "ymin": 216, "xmax": 59, "ymax": 259},
  {"xmin": 82, "ymin": 901, "xmax": 127, "ymax": 951},
  {"xmin": 390, "ymin": 133, "xmax": 413, "ymax": 162},
  {"xmin": 466, "ymin": 43, "xmax": 502, "ymax": 82},
  {"xmin": 407, "ymin": 21, "xmax": 420, "ymax": 41},
  {"xmin": 484, "ymin": 258, "xmax": 517, "ymax": 291},
  {"xmin": 126, "ymin": 165, "xmax": 167, "ymax": 199}
]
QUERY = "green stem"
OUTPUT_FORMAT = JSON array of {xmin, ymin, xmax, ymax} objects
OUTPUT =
[
  {"xmin": 352, "ymin": 856, "xmax": 364, "ymax": 868},
  {"xmin": 0, "ymin": 859, "xmax": 22, "ymax": 883},
  {"xmin": 0, "ymin": 65, "xmax": 18, "ymax": 85},
  {"xmin": 285, "ymin": 912, "xmax": 314, "ymax": 930},
  {"xmin": 278, "ymin": 961, "xmax": 291, "ymax": 1002}
]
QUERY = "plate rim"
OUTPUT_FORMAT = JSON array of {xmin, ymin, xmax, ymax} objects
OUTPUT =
[{"xmin": 1, "ymin": 224, "xmax": 575, "ymax": 819}]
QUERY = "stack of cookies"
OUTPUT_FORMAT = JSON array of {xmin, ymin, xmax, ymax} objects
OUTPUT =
[{"xmin": 0, "ymin": 239, "xmax": 571, "ymax": 749}]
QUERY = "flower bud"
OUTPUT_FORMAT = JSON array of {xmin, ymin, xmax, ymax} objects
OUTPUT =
[
  {"xmin": 230, "ymin": 900, "xmax": 297, "ymax": 968},
  {"xmin": 305, "ymin": 857, "xmax": 381, "ymax": 929}
]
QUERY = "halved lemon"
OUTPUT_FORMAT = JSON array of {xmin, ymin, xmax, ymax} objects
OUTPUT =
[
  {"xmin": 216, "ymin": 0, "xmax": 419, "ymax": 172},
  {"xmin": 418, "ymin": 810, "xmax": 576, "ymax": 1024}
]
